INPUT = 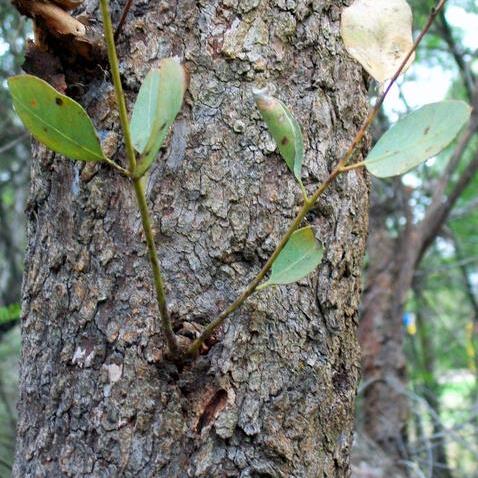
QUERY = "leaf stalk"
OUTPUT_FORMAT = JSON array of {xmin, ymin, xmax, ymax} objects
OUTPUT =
[
  {"xmin": 339, "ymin": 161, "xmax": 366, "ymax": 173},
  {"xmin": 104, "ymin": 157, "xmax": 131, "ymax": 175}
]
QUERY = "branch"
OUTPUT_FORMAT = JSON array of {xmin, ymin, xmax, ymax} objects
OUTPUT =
[
  {"xmin": 450, "ymin": 230, "xmax": 478, "ymax": 319},
  {"xmin": 418, "ymin": 132, "xmax": 478, "ymax": 260},
  {"xmin": 0, "ymin": 132, "xmax": 28, "ymax": 156},
  {"xmin": 114, "ymin": 0, "xmax": 133, "ymax": 40},
  {"xmin": 438, "ymin": 10, "xmax": 475, "ymax": 100},
  {"xmin": 186, "ymin": 0, "xmax": 449, "ymax": 357},
  {"xmin": 415, "ymin": 255, "xmax": 478, "ymax": 276},
  {"xmin": 100, "ymin": 0, "xmax": 179, "ymax": 356},
  {"xmin": 450, "ymin": 195, "xmax": 478, "ymax": 220}
]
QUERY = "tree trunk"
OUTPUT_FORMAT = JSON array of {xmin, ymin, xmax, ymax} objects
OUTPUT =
[
  {"xmin": 13, "ymin": 1, "xmax": 369, "ymax": 476},
  {"xmin": 359, "ymin": 203, "xmax": 413, "ymax": 462}
]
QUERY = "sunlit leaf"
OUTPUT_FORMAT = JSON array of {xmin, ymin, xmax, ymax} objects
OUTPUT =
[
  {"xmin": 8, "ymin": 74, "xmax": 105, "ymax": 162},
  {"xmin": 258, "ymin": 227, "xmax": 323, "ymax": 290},
  {"xmin": 341, "ymin": 0, "xmax": 415, "ymax": 83},
  {"xmin": 254, "ymin": 88, "xmax": 304, "ymax": 183},
  {"xmin": 131, "ymin": 58, "xmax": 187, "ymax": 177},
  {"xmin": 365, "ymin": 101, "xmax": 471, "ymax": 178}
]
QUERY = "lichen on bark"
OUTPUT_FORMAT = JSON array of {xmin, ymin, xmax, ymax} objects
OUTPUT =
[{"xmin": 14, "ymin": 1, "xmax": 369, "ymax": 476}]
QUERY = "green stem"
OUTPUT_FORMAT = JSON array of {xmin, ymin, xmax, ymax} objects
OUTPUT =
[
  {"xmin": 99, "ymin": 0, "xmax": 136, "ymax": 174},
  {"xmin": 299, "ymin": 180, "xmax": 310, "ymax": 203},
  {"xmin": 186, "ymin": 0, "xmax": 447, "ymax": 358},
  {"xmin": 100, "ymin": 0, "xmax": 178, "ymax": 356},
  {"xmin": 133, "ymin": 178, "xmax": 178, "ymax": 354}
]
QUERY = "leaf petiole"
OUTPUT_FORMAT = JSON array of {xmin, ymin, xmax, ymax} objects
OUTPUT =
[
  {"xmin": 103, "ymin": 157, "xmax": 131, "ymax": 176},
  {"xmin": 299, "ymin": 180, "xmax": 310, "ymax": 203},
  {"xmin": 339, "ymin": 161, "xmax": 366, "ymax": 173}
]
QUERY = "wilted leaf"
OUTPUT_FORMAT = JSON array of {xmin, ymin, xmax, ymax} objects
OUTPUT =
[
  {"xmin": 254, "ymin": 88, "xmax": 304, "ymax": 183},
  {"xmin": 29, "ymin": 2, "xmax": 86, "ymax": 37},
  {"xmin": 341, "ymin": 0, "xmax": 414, "ymax": 83},
  {"xmin": 258, "ymin": 227, "xmax": 323, "ymax": 290},
  {"xmin": 8, "ymin": 74, "xmax": 105, "ymax": 162},
  {"xmin": 131, "ymin": 58, "xmax": 187, "ymax": 177},
  {"xmin": 365, "ymin": 101, "xmax": 471, "ymax": 178}
]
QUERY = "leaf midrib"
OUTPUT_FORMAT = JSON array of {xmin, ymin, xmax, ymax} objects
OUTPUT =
[
  {"xmin": 271, "ymin": 246, "xmax": 319, "ymax": 284},
  {"xmin": 366, "ymin": 127, "xmax": 456, "ymax": 165},
  {"xmin": 14, "ymin": 94, "xmax": 104, "ymax": 161}
]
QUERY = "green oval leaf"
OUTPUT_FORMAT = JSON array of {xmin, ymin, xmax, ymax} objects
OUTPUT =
[
  {"xmin": 254, "ymin": 89, "xmax": 304, "ymax": 183},
  {"xmin": 258, "ymin": 226, "xmax": 323, "ymax": 290},
  {"xmin": 131, "ymin": 58, "xmax": 187, "ymax": 177},
  {"xmin": 8, "ymin": 74, "xmax": 105, "ymax": 162},
  {"xmin": 365, "ymin": 101, "xmax": 471, "ymax": 178}
]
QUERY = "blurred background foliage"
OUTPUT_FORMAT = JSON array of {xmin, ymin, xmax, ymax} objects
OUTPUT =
[
  {"xmin": 353, "ymin": 0, "xmax": 478, "ymax": 476},
  {"xmin": 0, "ymin": 1, "xmax": 28, "ymax": 474},
  {"xmin": 0, "ymin": 0, "xmax": 477, "ymax": 477}
]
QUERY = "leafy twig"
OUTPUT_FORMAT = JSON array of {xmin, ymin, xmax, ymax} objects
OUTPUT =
[
  {"xmin": 100, "ymin": 0, "xmax": 179, "ymax": 356},
  {"xmin": 186, "ymin": 0, "xmax": 448, "ymax": 357}
]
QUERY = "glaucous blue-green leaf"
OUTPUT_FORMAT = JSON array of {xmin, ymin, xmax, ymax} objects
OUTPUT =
[
  {"xmin": 258, "ymin": 226, "xmax": 323, "ymax": 290},
  {"xmin": 254, "ymin": 88, "xmax": 304, "ymax": 183},
  {"xmin": 365, "ymin": 101, "xmax": 471, "ymax": 178},
  {"xmin": 130, "ymin": 69, "xmax": 161, "ymax": 153},
  {"xmin": 8, "ymin": 74, "xmax": 105, "ymax": 162},
  {"xmin": 131, "ymin": 58, "xmax": 187, "ymax": 177}
]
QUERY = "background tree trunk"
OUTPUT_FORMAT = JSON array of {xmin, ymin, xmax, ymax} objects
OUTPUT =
[
  {"xmin": 359, "ymin": 99, "xmax": 478, "ymax": 468},
  {"xmin": 359, "ymin": 184, "xmax": 417, "ymax": 462},
  {"xmin": 13, "ymin": 1, "xmax": 369, "ymax": 476}
]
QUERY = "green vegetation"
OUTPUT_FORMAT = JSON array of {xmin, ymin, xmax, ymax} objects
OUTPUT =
[{"xmin": 1, "ymin": 0, "xmax": 477, "ymax": 476}]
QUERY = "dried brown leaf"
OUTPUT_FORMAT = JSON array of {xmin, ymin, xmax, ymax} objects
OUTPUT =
[{"xmin": 341, "ymin": 0, "xmax": 415, "ymax": 83}]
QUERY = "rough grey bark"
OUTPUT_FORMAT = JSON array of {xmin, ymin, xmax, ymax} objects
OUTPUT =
[{"xmin": 14, "ymin": 1, "xmax": 369, "ymax": 476}]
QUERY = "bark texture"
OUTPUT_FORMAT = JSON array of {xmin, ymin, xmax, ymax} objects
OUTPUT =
[{"xmin": 14, "ymin": 1, "xmax": 369, "ymax": 476}]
